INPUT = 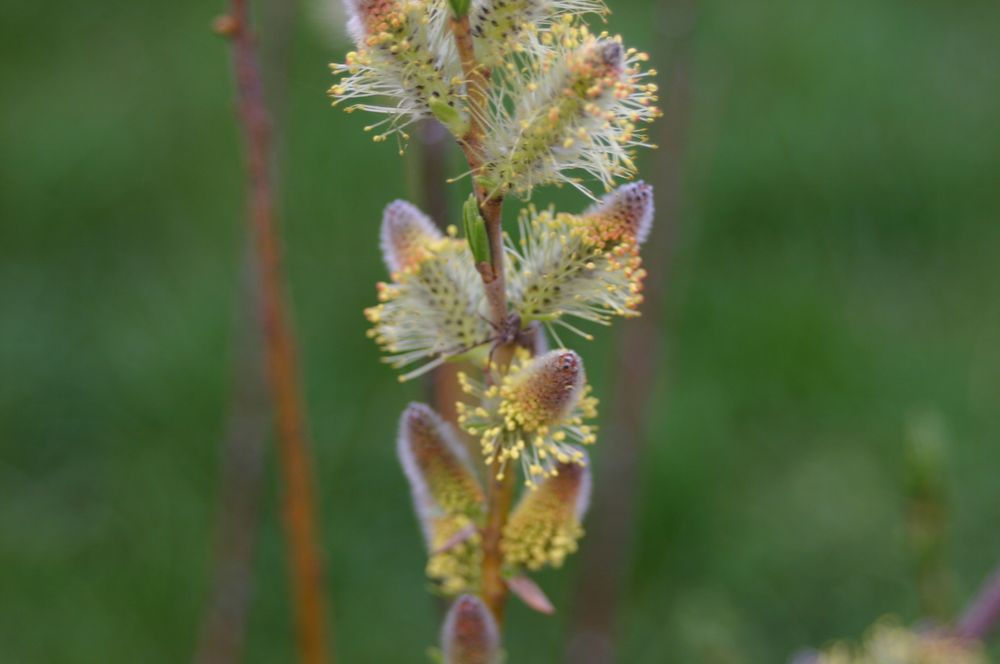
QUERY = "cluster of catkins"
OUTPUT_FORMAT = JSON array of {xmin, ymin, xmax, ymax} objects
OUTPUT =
[
  {"xmin": 331, "ymin": 0, "xmax": 659, "ymax": 658},
  {"xmin": 331, "ymin": 0, "xmax": 659, "ymax": 196},
  {"xmin": 378, "ymin": 171, "xmax": 653, "ymax": 586}
]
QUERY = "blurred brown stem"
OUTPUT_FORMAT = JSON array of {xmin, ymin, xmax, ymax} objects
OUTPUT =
[
  {"xmin": 194, "ymin": 242, "xmax": 270, "ymax": 664},
  {"xmin": 481, "ymin": 470, "xmax": 517, "ymax": 623},
  {"xmin": 566, "ymin": 2, "xmax": 695, "ymax": 660},
  {"xmin": 222, "ymin": 3, "xmax": 332, "ymax": 663},
  {"xmin": 409, "ymin": 120, "xmax": 467, "ymax": 429},
  {"xmin": 903, "ymin": 414, "xmax": 954, "ymax": 623}
]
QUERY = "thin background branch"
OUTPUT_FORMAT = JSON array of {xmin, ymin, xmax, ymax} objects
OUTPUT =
[
  {"xmin": 194, "ymin": 245, "xmax": 271, "ymax": 664},
  {"xmin": 215, "ymin": 3, "xmax": 333, "ymax": 662},
  {"xmin": 194, "ymin": 0, "xmax": 303, "ymax": 662},
  {"xmin": 903, "ymin": 412, "xmax": 955, "ymax": 623},
  {"xmin": 409, "ymin": 119, "xmax": 467, "ymax": 428},
  {"xmin": 566, "ymin": 1, "xmax": 696, "ymax": 660}
]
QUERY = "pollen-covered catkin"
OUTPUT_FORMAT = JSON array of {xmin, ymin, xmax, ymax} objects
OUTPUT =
[
  {"xmin": 479, "ymin": 20, "xmax": 660, "ymax": 196},
  {"xmin": 398, "ymin": 402, "xmax": 484, "ymax": 519},
  {"xmin": 508, "ymin": 182, "xmax": 654, "ymax": 337},
  {"xmin": 366, "ymin": 201, "xmax": 492, "ymax": 380},
  {"xmin": 426, "ymin": 515, "xmax": 483, "ymax": 595},
  {"xmin": 581, "ymin": 178, "xmax": 655, "ymax": 244},
  {"xmin": 330, "ymin": 0, "xmax": 467, "ymax": 141},
  {"xmin": 469, "ymin": 0, "xmax": 606, "ymax": 65},
  {"xmin": 457, "ymin": 349, "xmax": 598, "ymax": 485},
  {"xmin": 379, "ymin": 199, "xmax": 443, "ymax": 274},
  {"xmin": 500, "ymin": 349, "xmax": 586, "ymax": 431},
  {"xmin": 502, "ymin": 459, "xmax": 591, "ymax": 570},
  {"xmin": 398, "ymin": 403, "xmax": 486, "ymax": 594}
]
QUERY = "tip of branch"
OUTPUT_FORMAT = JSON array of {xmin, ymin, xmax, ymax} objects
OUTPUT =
[{"xmin": 212, "ymin": 14, "xmax": 239, "ymax": 38}]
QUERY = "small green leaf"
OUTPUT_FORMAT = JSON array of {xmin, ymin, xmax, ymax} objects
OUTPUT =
[
  {"xmin": 462, "ymin": 195, "xmax": 491, "ymax": 266},
  {"xmin": 428, "ymin": 98, "xmax": 468, "ymax": 136},
  {"xmin": 473, "ymin": 174, "xmax": 501, "ymax": 194},
  {"xmin": 447, "ymin": 0, "xmax": 470, "ymax": 17}
]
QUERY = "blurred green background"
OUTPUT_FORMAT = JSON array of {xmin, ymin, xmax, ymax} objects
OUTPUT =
[{"xmin": 2, "ymin": 0, "xmax": 999, "ymax": 661}]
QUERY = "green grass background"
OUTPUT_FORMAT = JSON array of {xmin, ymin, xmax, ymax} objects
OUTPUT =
[{"xmin": 2, "ymin": 0, "xmax": 999, "ymax": 661}]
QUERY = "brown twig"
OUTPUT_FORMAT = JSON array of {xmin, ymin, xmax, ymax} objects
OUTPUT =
[
  {"xmin": 411, "ymin": 118, "xmax": 466, "ymax": 427},
  {"xmin": 478, "ymin": 198, "xmax": 508, "ymax": 332},
  {"xmin": 448, "ymin": 10, "xmax": 514, "ymax": 625},
  {"xmin": 449, "ymin": 14, "xmax": 507, "ymax": 329},
  {"xmin": 450, "ymin": 15, "xmax": 489, "ymax": 162},
  {"xmin": 446, "ymin": 7, "xmax": 515, "ymax": 625},
  {"xmin": 480, "ymin": 470, "xmax": 517, "ymax": 622},
  {"xmin": 220, "ymin": 4, "xmax": 332, "ymax": 663},
  {"xmin": 566, "ymin": 1, "xmax": 696, "ymax": 660},
  {"xmin": 957, "ymin": 561, "xmax": 1000, "ymax": 641}
]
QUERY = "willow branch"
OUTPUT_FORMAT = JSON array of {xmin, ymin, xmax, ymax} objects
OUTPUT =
[
  {"xmin": 449, "ymin": 10, "xmax": 513, "ymax": 624},
  {"xmin": 220, "ymin": 4, "xmax": 333, "ymax": 663},
  {"xmin": 480, "ymin": 470, "xmax": 517, "ymax": 623},
  {"xmin": 450, "ymin": 13, "xmax": 507, "ymax": 329}
]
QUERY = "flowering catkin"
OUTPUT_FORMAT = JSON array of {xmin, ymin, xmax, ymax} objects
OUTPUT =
[
  {"xmin": 502, "ymin": 459, "xmax": 591, "ymax": 570},
  {"xmin": 507, "ymin": 181, "xmax": 654, "ymax": 342},
  {"xmin": 379, "ymin": 199, "xmax": 444, "ymax": 273},
  {"xmin": 366, "ymin": 201, "xmax": 493, "ymax": 380},
  {"xmin": 331, "ymin": 0, "xmax": 467, "ymax": 142},
  {"xmin": 398, "ymin": 403, "xmax": 486, "ymax": 593},
  {"xmin": 469, "ymin": 0, "xmax": 606, "ymax": 65},
  {"xmin": 457, "ymin": 349, "xmax": 598, "ymax": 485},
  {"xmin": 478, "ymin": 20, "xmax": 660, "ymax": 196}
]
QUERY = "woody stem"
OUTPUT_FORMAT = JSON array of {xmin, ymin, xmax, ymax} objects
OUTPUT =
[
  {"xmin": 449, "ymin": 13, "xmax": 507, "ymax": 329},
  {"xmin": 450, "ymin": 10, "xmax": 513, "ymax": 625},
  {"xmin": 481, "ymin": 467, "xmax": 517, "ymax": 623}
]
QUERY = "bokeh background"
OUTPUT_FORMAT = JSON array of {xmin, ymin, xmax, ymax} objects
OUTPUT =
[{"xmin": 2, "ymin": 0, "xmax": 999, "ymax": 661}]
